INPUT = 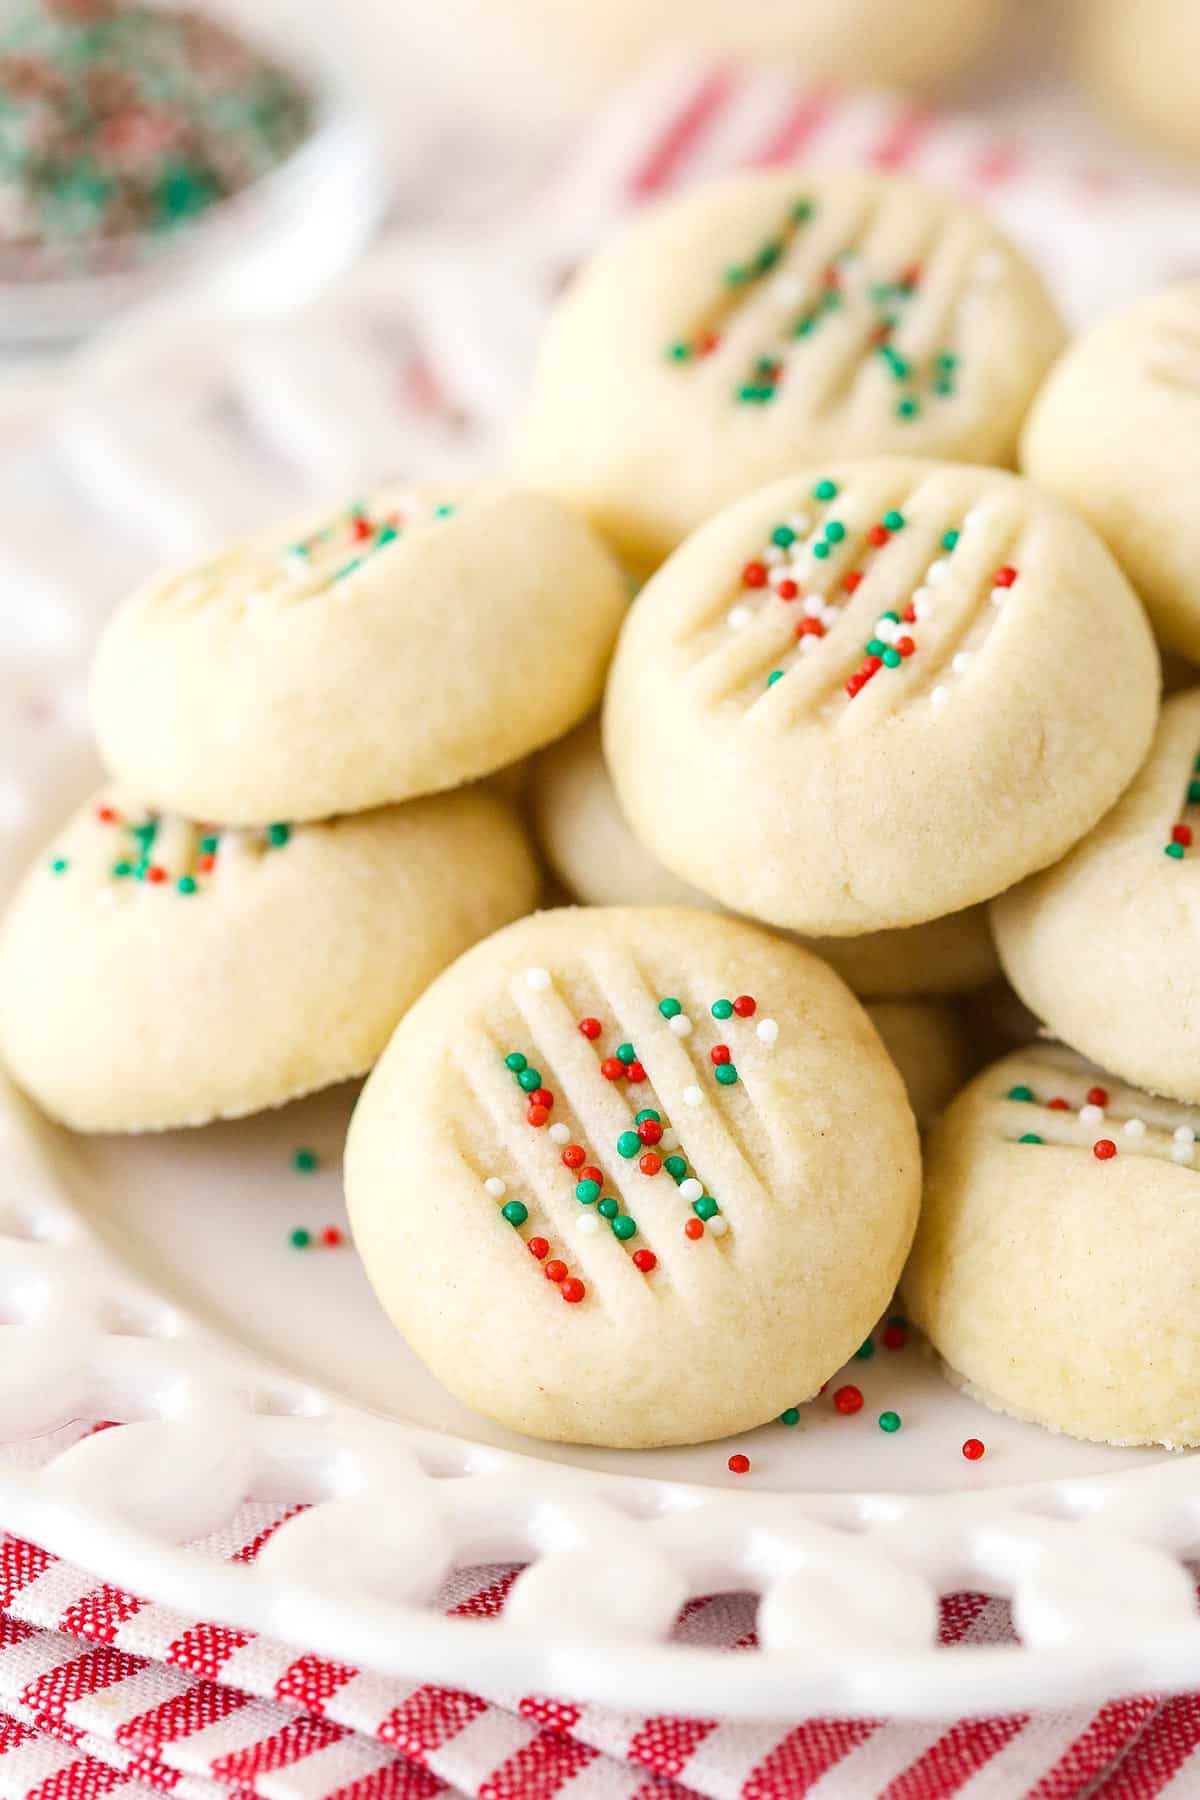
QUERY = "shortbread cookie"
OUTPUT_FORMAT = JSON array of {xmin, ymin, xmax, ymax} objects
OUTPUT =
[
  {"xmin": 868, "ymin": 1000, "xmax": 974, "ymax": 1132},
  {"xmin": 515, "ymin": 169, "xmax": 1065, "ymax": 567},
  {"xmin": 604, "ymin": 462, "xmax": 1159, "ymax": 934},
  {"xmin": 91, "ymin": 481, "xmax": 627, "ymax": 825},
  {"xmin": 1076, "ymin": 0, "xmax": 1200, "ymax": 167},
  {"xmin": 905, "ymin": 1043, "xmax": 1200, "ymax": 1447},
  {"xmin": 346, "ymin": 906, "xmax": 920, "ymax": 1447},
  {"xmin": 0, "ymin": 785, "xmax": 538, "ymax": 1132},
  {"xmin": 1022, "ymin": 285, "xmax": 1200, "ymax": 661},
  {"xmin": 993, "ymin": 690, "xmax": 1200, "ymax": 1103},
  {"xmin": 531, "ymin": 716, "xmax": 998, "ymax": 995}
]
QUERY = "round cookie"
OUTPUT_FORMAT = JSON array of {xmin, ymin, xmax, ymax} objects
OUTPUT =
[
  {"xmin": 346, "ymin": 905, "xmax": 920, "ymax": 1447},
  {"xmin": 904, "ymin": 1042, "xmax": 1200, "ymax": 1447},
  {"xmin": 0, "ymin": 785, "xmax": 539, "ymax": 1132},
  {"xmin": 1076, "ymin": 0, "xmax": 1200, "ymax": 168},
  {"xmin": 530, "ymin": 715, "xmax": 999, "ymax": 996},
  {"xmin": 992, "ymin": 689, "xmax": 1200, "ymax": 1104},
  {"xmin": 867, "ymin": 1000, "xmax": 975, "ymax": 1132},
  {"xmin": 514, "ymin": 169, "xmax": 1065, "ymax": 569},
  {"xmin": 1021, "ymin": 285, "xmax": 1200, "ymax": 662},
  {"xmin": 604, "ymin": 462, "xmax": 1160, "ymax": 935},
  {"xmin": 91, "ymin": 480, "xmax": 627, "ymax": 825}
]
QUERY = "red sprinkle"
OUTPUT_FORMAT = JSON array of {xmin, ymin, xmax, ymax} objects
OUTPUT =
[
  {"xmin": 684, "ymin": 1218, "xmax": 705, "ymax": 1240},
  {"xmin": 601, "ymin": 1058, "xmax": 624, "ymax": 1081},
  {"xmin": 821, "ymin": 263, "xmax": 840, "ymax": 289},
  {"xmin": 544, "ymin": 1260, "xmax": 568, "ymax": 1283},
  {"xmin": 320, "ymin": 1227, "xmax": 342, "ymax": 1248},
  {"xmin": 834, "ymin": 1385, "xmax": 864, "ymax": 1415},
  {"xmin": 637, "ymin": 1119, "xmax": 663, "ymax": 1145},
  {"xmin": 796, "ymin": 615, "xmax": 825, "ymax": 638},
  {"xmin": 902, "ymin": 602, "xmax": 917, "ymax": 622},
  {"xmin": 580, "ymin": 1165, "xmax": 602, "ymax": 1187},
  {"xmin": 626, "ymin": 1061, "xmax": 647, "ymax": 1083},
  {"xmin": 863, "ymin": 654, "xmax": 883, "ymax": 674},
  {"xmin": 843, "ymin": 571, "xmax": 863, "ymax": 594},
  {"xmin": 867, "ymin": 524, "xmax": 889, "ymax": 547},
  {"xmin": 562, "ymin": 1144, "xmax": 585, "ymax": 1169},
  {"xmin": 145, "ymin": 866, "xmax": 167, "ymax": 884},
  {"xmin": 882, "ymin": 1324, "xmax": 906, "ymax": 1351},
  {"xmin": 530, "ymin": 1088, "xmax": 554, "ymax": 1110},
  {"xmin": 1093, "ymin": 1139, "xmax": 1117, "ymax": 1161},
  {"xmin": 733, "ymin": 995, "xmax": 757, "ymax": 1017},
  {"xmin": 697, "ymin": 330, "xmax": 720, "ymax": 356},
  {"xmin": 350, "ymin": 516, "xmax": 373, "ymax": 541},
  {"xmin": 196, "ymin": 854, "xmax": 215, "ymax": 874},
  {"xmin": 870, "ymin": 321, "xmax": 893, "ymax": 344},
  {"xmin": 1087, "ymin": 1086, "xmax": 1109, "ymax": 1108},
  {"xmin": 528, "ymin": 1237, "xmax": 550, "ymax": 1261},
  {"xmin": 776, "ymin": 579, "xmax": 799, "ymax": 601},
  {"xmin": 742, "ymin": 561, "xmax": 768, "ymax": 589},
  {"xmin": 578, "ymin": 1017, "xmax": 602, "ymax": 1039},
  {"xmin": 526, "ymin": 1104, "xmax": 549, "ymax": 1127},
  {"xmin": 896, "ymin": 636, "xmax": 915, "ymax": 657},
  {"xmin": 710, "ymin": 1045, "xmax": 731, "ymax": 1065},
  {"xmin": 898, "ymin": 262, "xmax": 922, "ymax": 288},
  {"xmin": 993, "ymin": 566, "xmax": 1018, "ymax": 587},
  {"xmin": 728, "ymin": 1454, "xmax": 751, "ymax": 1474},
  {"xmin": 962, "ymin": 1438, "xmax": 986, "ymax": 1461},
  {"xmin": 95, "ymin": 805, "xmax": 119, "ymax": 824},
  {"xmin": 632, "ymin": 1249, "xmax": 657, "ymax": 1273},
  {"xmin": 1048, "ymin": 1098, "xmax": 1070, "ymax": 1111},
  {"xmin": 560, "ymin": 1277, "xmax": 586, "ymax": 1303},
  {"xmin": 639, "ymin": 1152, "xmax": 662, "ymax": 1177},
  {"xmin": 1173, "ymin": 824, "xmax": 1193, "ymax": 847}
]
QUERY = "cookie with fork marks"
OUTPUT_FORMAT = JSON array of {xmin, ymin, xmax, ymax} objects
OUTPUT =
[
  {"xmin": 604, "ymin": 462, "xmax": 1159, "ymax": 935},
  {"xmin": 346, "ymin": 906, "xmax": 920, "ymax": 1447},
  {"xmin": 515, "ymin": 168, "xmax": 1065, "ymax": 568}
]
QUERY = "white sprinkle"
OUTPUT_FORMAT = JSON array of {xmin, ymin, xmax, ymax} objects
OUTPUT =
[
  {"xmin": 1172, "ymin": 1142, "xmax": 1195, "ymax": 1165},
  {"xmin": 951, "ymin": 652, "xmax": 973, "ymax": 676},
  {"xmin": 756, "ymin": 1018, "xmax": 779, "ymax": 1046},
  {"xmin": 912, "ymin": 591, "xmax": 933, "ymax": 620},
  {"xmin": 764, "ymin": 544, "xmax": 786, "ymax": 567},
  {"xmin": 95, "ymin": 888, "xmax": 116, "ymax": 908},
  {"xmin": 549, "ymin": 1122, "xmax": 570, "ymax": 1145},
  {"xmin": 661, "ymin": 1128, "xmax": 680, "ymax": 1150},
  {"xmin": 771, "ymin": 272, "xmax": 804, "ymax": 306},
  {"xmin": 707, "ymin": 1215, "xmax": 729, "ymax": 1237},
  {"xmin": 1079, "ymin": 1103, "xmax": 1104, "ymax": 1127},
  {"xmin": 963, "ymin": 506, "xmax": 988, "ymax": 531},
  {"xmin": 684, "ymin": 1085, "xmax": 703, "ymax": 1107},
  {"xmin": 990, "ymin": 587, "xmax": 1008, "ymax": 608},
  {"xmin": 1174, "ymin": 1125, "xmax": 1196, "ymax": 1144},
  {"xmin": 1123, "ymin": 1118, "xmax": 1147, "ymax": 1138},
  {"xmin": 577, "ymin": 1213, "xmax": 600, "ymax": 1234},
  {"xmin": 799, "ymin": 632, "xmax": 821, "ymax": 655},
  {"xmin": 679, "ymin": 1177, "xmax": 704, "ymax": 1203},
  {"xmin": 787, "ymin": 512, "xmax": 812, "ymax": 535},
  {"xmin": 525, "ymin": 967, "xmax": 551, "ymax": 991},
  {"xmin": 926, "ymin": 559, "xmax": 951, "ymax": 585},
  {"xmin": 803, "ymin": 593, "xmax": 824, "ymax": 616},
  {"xmin": 874, "ymin": 617, "xmax": 900, "ymax": 645},
  {"xmin": 669, "ymin": 1014, "xmax": 693, "ymax": 1038},
  {"xmin": 930, "ymin": 685, "xmax": 950, "ymax": 709},
  {"xmin": 727, "ymin": 604, "xmax": 753, "ymax": 630},
  {"xmin": 483, "ymin": 1177, "xmax": 506, "ymax": 1199}
]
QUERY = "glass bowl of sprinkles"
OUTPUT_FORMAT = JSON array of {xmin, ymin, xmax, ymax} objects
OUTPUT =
[{"xmin": 0, "ymin": 0, "xmax": 383, "ymax": 345}]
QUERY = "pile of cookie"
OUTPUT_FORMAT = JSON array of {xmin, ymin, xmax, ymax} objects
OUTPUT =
[{"xmin": 3, "ymin": 166, "xmax": 1198, "ymax": 1455}]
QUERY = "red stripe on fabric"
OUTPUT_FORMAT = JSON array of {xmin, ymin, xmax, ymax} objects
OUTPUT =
[
  {"xmin": 123, "ymin": 1753, "xmax": 180, "ymax": 1792},
  {"xmin": 210, "ymin": 1714, "xmax": 347, "ymax": 1782},
  {"xmin": 0, "ymin": 1536, "xmax": 54, "ymax": 1607},
  {"xmin": 379, "ymin": 1689, "xmax": 486, "ymax": 1760},
  {"xmin": 24, "ymin": 1756, "xmax": 123, "ymax": 1800},
  {"xmin": 21, "ymin": 1645, "xmax": 145, "ymax": 1723},
  {"xmin": 752, "ymin": 91, "xmax": 834, "ymax": 167},
  {"xmin": 1027, "ymin": 1696, "xmax": 1161, "ymax": 1800},
  {"xmin": 449, "ymin": 1570, "xmax": 521, "ymax": 1618},
  {"xmin": 628, "ymin": 1717, "xmax": 716, "ymax": 1778},
  {"xmin": 326, "ymin": 1756, "xmax": 446, "ymax": 1800},
  {"xmin": 274, "ymin": 1653, "xmax": 357, "ymax": 1714},
  {"xmin": 626, "ymin": 70, "xmax": 736, "ymax": 199},
  {"xmin": 869, "ymin": 107, "xmax": 934, "ymax": 169},
  {"xmin": 0, "ymin": 1612, "xmax": 38, "ymax": 1648},
  {"xmin": 165, "ymin": 1622, "xmax": 252, "ymax": 1679},
  {"xmin": 938, "ymin": 1592, "xmax": 992, "ymax": 1644},
  {"xmin": 880, "ymin": 1715, "xmax": 1028, "ymax": 1800},
  {"xmin": 231, "ymin": 1505, "xmax": 306, "ymax": 1563},
  {"xmin": 0, "ymin": 1711, "xmax": 37, "ymax": 1751},
  {"xmin": 60, "ymin": 1586, "xmax": 145, "ymax": 1646},
  {"xmin": 742, "ymin": 1719, "xmax": 877, "ymax": 1798},
  {"xmin": 1094, "ymin": 1694, "xmax": 1200, "ymax": 1798},
  {"xmin": 518, "ymin": 1697, "xmax": 582, "ymax": 1734},
  {"xmin": 478, "ymin": 1730, "xmax": 598, "ymax": 1800},
  {"xmin": 972, "ymin": 137, "xmax": 1026, "ymax": 186},
  {"xmin": 115, "ymin": 1679, "xmax": 251, "ymax": 1752}
]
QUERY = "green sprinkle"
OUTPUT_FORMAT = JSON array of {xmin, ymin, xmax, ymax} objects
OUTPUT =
[
  {"xmin": 504, "ymin": 1052, "xmax": 527, "ymax": 1073},
  {"xmin": 724, "ymin": 264, "xmax": 749, "ymax": 285},
  {"xmin": 501, "ymin": 1200, "xmax": 529, "ymax": 1226},
  {"xmin": 375, "ymin": 525, "xmax": 399, "ymax": 546},
  {"xmin": 289, "ymin": 1228, "xmax": 310, "ymax": 1249},
  {"xmin": 767, "ymin": 670, "xmax": 784, "ymax": 686},
  {"xmin": 821, "ymin": 289, "xmax": 842, "ymax": 311},
  {"xmin": 664, "ymin": 1155, "xmax": 687, "ymax": 1182},
  {"xmin": 711, "ymin": 999, "xmax": 734, "ymax": 1020},
  {"xmin": 293, "ymin": 1148, "xmax": 318, "ymax": 1173},
  {"xmin": 1019, "ymin": 1133, "xmax": 1043, "ymax": 1144},
  {"xmin": 897, "ymin": 397, "xmax": 920, "ymax": 419},
  {"xmin": 791, "ymin": 199, "xmax": 814, "ymax": 223},
  {"xmin": 611, "ymin": 1214, "xmax": 637, "ymax": 1240},
  {"xmin": 1188, "ymin": 780, "xmax": 1200, "ymax": 806},
  {"xmin": 658, "ymin": 998, "xmax": 681, "ymax": 1018},
  {"xmin": 792, "ymin": 314, "xmax": 816, "ymax": 337},
  {"xmin": 1166, "ymin": 842, "xmax": 1186, "ymax": 859},
  {"xmin": 598, "ymin": 1197, "xmax": 619, "ymax": 1220},
  {"xmin": 693, "ymin": 1196, "xmax": 719, "ymax": 1220},
  {"xmin": 887, "ymin": 1314, "xmax": 907, "ymax": 1328},
  {"xmin": 715, "ymin": 1064, "xmax": 739, "ymax": 1086},
  {"xmin": 134, "ymin": 860, "xmax": 150, "ymax": 880},
  {"xmin": 942, "ymin": 529, "xmax": 960, "ymax": 552},
  {"xmin": 882, "ymin": 647, "xmax": 902, "ymax": 668},
  {"xmin": 755, "ymin": 355, "xmax": 778, "ymax": 375},
  {"xmin": 935, "ymin": 378, "xmax": 955, "ymax": 396},
  {"xmin": 883, "ymin": 510, "xmax": 905, "ymax": 531},
  {"xmin": 879, "ymin": 610, "xmax": 901, "ymax": 623},
  {"xmin": 824, "ymin": 520, "xmax": 846, "ymax": 543},
  {"xmin": 130, "ymin": 820, "xmax": 157, "ymax": 846},
  {"xmin": 617, "ymin": 1130, "xmax": 641, "ymax": 1159},
  {"xmin": 517, "ymin": 1067, "xmax": 542, "ymax": 1093},
  {"xmin": 267, "ymin": 822, "xmax": 290, "ymax": 847},
  {"xmin": 49, "ymin": 856, "xmax": 68, "ymax": 873},
  {"xmin": 335, "ymin": 558, "xmax": 362, "ymax": 581},
  {"xmin": 1007, "ymin": 1085, "xmax": 1035, "ymax": 1102},
  {"xmin": 737, "ymin": 383, "xmax": 775, "ymax": 403},
  {"xmin": 616, "ymin": 1042, "xmax": 636, "ymax": 1064},
  {"xmin": 434, "ymin": 503, "xmax": 456, "ymax": 518},
  {"xmin": 878, "ymin": 1411, "xmax": 902, "ymax": 1433},
  {"xmin": 635, "ymin": 1109, "xmax": 661, "ymax": 1125},
  {"xmin": 286, "ymin": 542, "xmax": 308, "ymax": 560},
  {"xmin": 1193, "ymin": 755, "xmax": 1200, "ymax": 773},
  {"xmin": 199, "ymin": 834, "xmax": 218, "ymax": 855},
  {"xmin": 755, "ymin": 240, "xmax": 782, "ymax": 273},
  {"xmin": 780, "ymin": 1406, "xmax": 801, "ymax": 1426},
  {"xmin": 177, "ymin": 876, "xmax": 197, "ymax": 895},
  {"xmin": 855, "ymin": 1337, "xmax": 875, "ymax": 1360},
  {"xmin": 813, "ymin": 479, "xmax": 838, "ymax": 501},
  {"xmin": 772, "ymin": 525, "xmax": 796, "ymax": 548},
  {"xmin": 813, "ymin": 541, "xmax": 831, "ymax": 560},
  {"xmin": 668, "ymin": 341, "xmax": 691, "ymax": 361},
  {"xmin": 866, "ymin": 638, "xmax": 886, "ymax": 657},
  {"xmin": 576, "ymin": 1180, "xmax": 600, "ymax": 1204},
  {"xmin": 112, "ymin": 860, "xmax": 132, "ymax": 878},
  {"xmin": 937, "ymin": 351, "xmax": 958, "ymax": 372}
]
